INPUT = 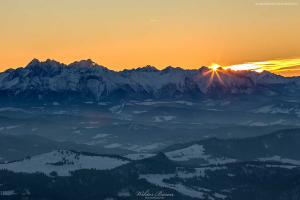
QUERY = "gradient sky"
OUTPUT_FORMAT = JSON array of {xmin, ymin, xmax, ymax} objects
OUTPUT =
[{"xmin": 1, "ymin": 0, "xmax": 300, "ymax": 76}]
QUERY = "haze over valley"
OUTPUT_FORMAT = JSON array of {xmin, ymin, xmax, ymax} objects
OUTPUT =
[{"xmin": 1, "ymin": 59, "xmax": 300, "ymax": 199}]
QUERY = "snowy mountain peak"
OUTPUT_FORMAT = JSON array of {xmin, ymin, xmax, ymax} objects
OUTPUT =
[
  {"xmin": 25, "ymin": 58, "xmax": 106, "ymax": 70},
  {"xmin": 25, "ymin": 58, "xmax": 65, "ymax": 69},
  {"xmin": 1, "ymin": 58, "xmax": 300, "ymax": 103},
  {"xmin": 44, "ymin": 59, "xmax": 62, "ymax": 66},
  {"xmin": 4, "ymin": 68, "xmax": 15, "ymax": 73},
  {"xmin": 68, "ymin": 59, "xmax": 105, "ymax": 69},
  {"xmin": 137, "ymin": 65, "xmax": 158, "ymax": 72},
  {"xmin": 161, "ymin": 66, "xmax": 184, "ymax": 74},
  {"xmin": 26, "ymin": 58, "xmax": 41, "ymax": 67},
  {"xmin": 198, "ymin": 66, "xmax": 210, "ymax": 71}
]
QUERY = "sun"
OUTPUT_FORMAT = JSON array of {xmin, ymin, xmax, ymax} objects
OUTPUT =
[{"xmin": 209, "ymin": 63, "xmax": 221, "ymax": 71}]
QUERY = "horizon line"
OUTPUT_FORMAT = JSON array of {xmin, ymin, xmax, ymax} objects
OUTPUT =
[{"xmin": 1, "ymin": 57, "xmax": 300, "ymax": 78}]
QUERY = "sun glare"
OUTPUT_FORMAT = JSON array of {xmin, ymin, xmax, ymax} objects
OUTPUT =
[
  {"xmin": 207, "ymin": 58, "xmax": 300, "ymax": 75},
  {"xmin": 221, "ymin": 58, "xmax": 300, "ymax": 74},
  {"xmin": 209, "ymin": 63, "xmax": 221, "ymax": 71}
]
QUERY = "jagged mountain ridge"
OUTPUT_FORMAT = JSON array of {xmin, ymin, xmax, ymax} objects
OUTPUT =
[{"xmin": 1, "ymin": 58, "xmax": 300, "ymax": 103}]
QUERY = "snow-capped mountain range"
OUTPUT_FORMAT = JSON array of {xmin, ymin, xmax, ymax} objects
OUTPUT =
[{"xmin": 1, "ymin": 59, "xmax": 300, "ymax": 103}]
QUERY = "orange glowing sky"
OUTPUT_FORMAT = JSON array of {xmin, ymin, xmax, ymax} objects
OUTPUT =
[{"xmin": 0, "ymin": 0, "xmax": 300, "ymax": 76}]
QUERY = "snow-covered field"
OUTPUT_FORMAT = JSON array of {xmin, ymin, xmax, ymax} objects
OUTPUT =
[
  {"xmin": 165, "ymin": 144, "xmax": 210, "ymax": 161},
  {"xmin": 166, "ymin": 144, "xmax": 236, "ymax": 164},
  {"xmin": 140, "ymin": 167, "xmax": 227, "ymax": 199},
  {"xmin": 126, "ymin": 144, "xmax": 236, "ymax": 164},
  {"xmin": 258, "ymin": 156, "xmax": 300, "ymax": 165},
  {"xmin": 92, "ymin": 134, "xmax": 111, "ymax": 138},
  {"xmin": 133, "ymin": 110, "xmax": 147, "ymax": 114},
  {"xmin": 0, "ymin": 107, "xmax": 31, "ymax": 113},
  {"xmin": 0, "ymin": 150, "xmax": 129, "ymax": 176},
  {"xmin": 104, "ymin": 143, "xmax": 122, "ymax": 148},
  {"xmin": 125, "ymin": 154, "xmax": 155, "ymax": 160},
  {"xmin": 135, "ymin": 101, "xmax": 195, "ymax": 106},
  {"xmin": 153, "ymin": 116, "xmax": 176, "ymax": 122},
  {"xmin": 104, "ymin": 143, "xmax": 166, "ymax": 152},
  {"xmin": 252, "ymin": 105, "xmax": 293, "ymax": 114},
  {"xmin": 53, "ymin": 110, "xmax": 68, "ymax": 115}
]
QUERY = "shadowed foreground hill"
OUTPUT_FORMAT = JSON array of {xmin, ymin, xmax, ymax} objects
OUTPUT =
[
  {"xmin": 0, "ymin": 134, "xmax": 132, "ymax": 163},
  {"xmin": 159, "ymin": 128, "xmax": 300, "ymax": 161}
]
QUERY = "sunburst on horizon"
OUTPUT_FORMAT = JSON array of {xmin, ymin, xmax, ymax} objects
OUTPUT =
[
  {"xmin": 208, "ymin": 58, "xmax": 300, "ymax": 76},
  {"xmin": 204, "ymin": 63, "xmax": 227, "ymax": 92}
]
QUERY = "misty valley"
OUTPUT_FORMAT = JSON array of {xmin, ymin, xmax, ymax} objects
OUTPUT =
[{"xmin": 0, "ymin": 60, "xmax": 300, "ymax": 200}]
